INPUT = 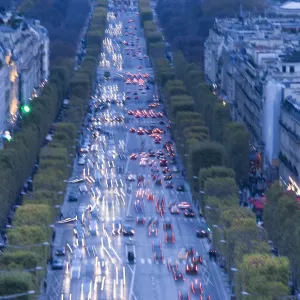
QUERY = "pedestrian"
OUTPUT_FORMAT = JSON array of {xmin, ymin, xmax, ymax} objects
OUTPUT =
[
  {"xmin": 52, "ymin": 231, "xmax": 56, "ymax": 242},
  {"xmin": 43, "ymin": 280, "xmax": 47, "ymax": 293},
  {"xmin": 60, "ymin": 212, "xmax": 63, "ymax": 220}
]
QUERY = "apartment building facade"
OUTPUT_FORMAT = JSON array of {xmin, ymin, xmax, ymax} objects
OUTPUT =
[
  {"xmin": 0, "ymin": 11, "xmax": 49, "ymax": 140},
  {"xmin": 204, "ymin": 16, "xmax": 300, "ymax": 185}
]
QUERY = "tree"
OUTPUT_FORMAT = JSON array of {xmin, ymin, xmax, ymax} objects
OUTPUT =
[
  {"xmin": 204, "ymin": 177, "xmax": 238, "ymax": 200},
  {"xmin": 199, "ymin": 166, "xmax": 235, "ymax": 190},
  {"xmin": 14, "ymin": 204, "xmax": 53, "ymax": 228},
  {"xmin": 212, "ymin": 102, "xmax": 231, "ymax": 143},
  {"xmin": 0, "ymin": 272, "xmax": 35, "ymax": 298},
  {"xmin": 224, "ymin": 122, "xmax": 249, "ymax": 180},
  {"xmin": 0, "ymin": 251, "xmax": 39, "ymax": 270},
  {"xmin": 188, "ymin": 142, "xmax": 226, "ymax": 180},
  {"xmin": 236, "ymin": 254, "xmax": 290, "ymax": 300},
  {"xmin": 8, "ymin": 226, "xmax": 48, "ymax": 245}
]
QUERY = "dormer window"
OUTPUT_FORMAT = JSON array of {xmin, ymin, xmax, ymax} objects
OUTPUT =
[
  {"xmin": 282, "ymin": 66, "xmax": 286, "ymax": 73},
  {"xmin": 290, "ymin": 66, "xmax": 295, "ymax": 73}
]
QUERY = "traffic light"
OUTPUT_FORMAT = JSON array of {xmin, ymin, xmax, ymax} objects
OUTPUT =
[{"xmin": 21, "ymin": 104, "xmax": 31, "ymax": 114}]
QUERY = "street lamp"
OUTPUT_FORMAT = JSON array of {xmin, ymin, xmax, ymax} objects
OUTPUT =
[{"xmin": 0, "ymin": 290, "xmax": 35, "ymax": 299}]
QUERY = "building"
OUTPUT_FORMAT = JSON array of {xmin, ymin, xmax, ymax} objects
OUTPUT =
[
  {"xmin": 279, "ymin": 86, "xmax": 300, "ymax": 191},
  {"xmin": 204, "ymin": 16, "xmax": 300, "ymax": 181},
  {"xmin": 0, "ymin": 11, "xmax": 49, "ymax": 141}
]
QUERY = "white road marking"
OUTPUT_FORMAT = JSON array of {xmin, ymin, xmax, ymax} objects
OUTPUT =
[
  {"xmin": 141, "ymin": 258, "xmax": 145, "ymax": 264},
  {"xmin": 128, "ymin": 264, "xmax": 136, "ymax": 300},
  {"xmin": 147, "ymin": 258, "xmax": 152, "ymax": 264}
]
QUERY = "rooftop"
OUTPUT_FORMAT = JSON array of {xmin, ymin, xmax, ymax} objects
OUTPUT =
[{"xmin": 280, "ymin": 1, "xmax": 300, "ymax": 10}]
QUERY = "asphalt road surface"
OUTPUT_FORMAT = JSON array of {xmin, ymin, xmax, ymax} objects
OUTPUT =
[{"xmin": 42, "ymin": 1, "xmax": 231, "ymax": 300}]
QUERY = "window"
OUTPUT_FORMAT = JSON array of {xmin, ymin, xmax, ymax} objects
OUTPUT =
[
  {"xmin": 282, "ymin": 66, "xmax": 286, "ymax": 73},
  {"xmin": 290, "ymin": 66, "xmax": 295, "ymax": 73}
]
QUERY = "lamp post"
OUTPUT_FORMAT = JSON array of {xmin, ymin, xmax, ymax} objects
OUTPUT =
[{"xmin": 0, "ymin": 290, "xmax": 35, "ymax": 299}]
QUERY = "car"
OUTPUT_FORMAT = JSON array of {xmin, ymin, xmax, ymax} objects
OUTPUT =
[
  {"xmin": 79, "ymin": 184, "xmax": 88, "ymax": 194},
  {"xmin": 164, "ymin": 174, "xmax": 172, "ymax": 181},
  {"xmin": 126, "ymin": 174, "xmax": 136, "ymax": 181},
  {"xmin": 178, "ymin": 291, "xmax": 190, "ymax": 300},
  {"xmin": 55, "ymin": 247, "xmax": 66, "ymax": 256},
  {"xmin": 167, "ymin": 259, "xmax": 178, "ymax": 272},
  {"xmin": 147, "ymin": 193, "xmax": 154, "ymax": 201},
  {"xmin": 184, "ymin": 208, "xmax": 195, "ymax": 218},
  {"xmin": 170, "ymin": 205, "xmax": 180, "ymax": 214},
  {"xmin": 187, "ymin": 247, "xmax": 195, "ymax": 257},
  {"xmin": 186, "ymin": 262, "xmax": 198, "ymax": 274},
  {"xmin": 137, "ymin": 128, "xmax": 144, "ymax": 135},
  {"xmin": 152, "ymin": 240, "xmax": 162, "ymax": 251},
  {"xmin": 160, "ymin": 159, "xmax": 168, "ymax": 167},
  {"xmin": 122, "ymin": 225, "xmax": 135, "ymax": 236},
  {"xmin": 162, "ymin": 167, "xmax": 170, "ymax": 174},
  {"xmin": 176, "ymin": 184, "xmax": 185, "ymax": 192},
  {"xmin": 169, "ymin": 157, "xmax": 176, "ymax": 164},
  {"xmin": 209, "ymin": 248, "xmax": 217, "ymax": 261},
  {"xmin": 128, "ymin": 251, "xmax": 135, "ymax": 263},
  {"xmin": 148, "ymin": 223, "xmax": 158, "ymax": 236},
  {"xmin": 149, "ymin": 150, "xmax": 155, "ymax": 157},
  {"xmin": 193, "ymin": 253, "xmax": 203, "ymax": 265},
  {"xmin": 196, "ymin": 226, "xmax": 210, "ymax": 238},
  {"xmin": 178, "ymin": 202, "xmax": 190, "ymax": 209},
  {"xmin": 155, "ymin": 177, "xmax": 162, "ymax": 185},
  {"xmin": 165, "ymin": 232, "xmax": 175, "ymax": 244},
  {"xmin": 89, "ymin": 220, "xmax": 98, "ymax": 236},
  {"xmin": 154, "ymin": 249, "xmax": 164, "ymax": 262},
  {"xmin": 166, "ymin": 182, "xmax": 174, "ymax": 189},
  {"xmin": 134, "ymin": 200, "xmax": 144, "ymax": 213},
  {"xmin": 78, "ymin": 157, "xmax": 85, "ymax": 165},
  {"xmin": 81, "ymin": 280, "xmax": 92, "ymax": 300},
  {"xmin": 52, "ymin": 259, "xmax": 64, "ymax": 270},
  {"xmin": 178, "ymin": 248, "xmax": 187, "ymax": 260},
  {"xmin": 130, "ymin": 127, "xmax": 136, "ymax": 133},
  {"xmin": 190, "ymin": 279, "xmax": 203, "ymax": 294},
  {"xmin": 173, "ymin": 269, "xmax": 184, "ymax": 280},
  {"xmin": 112, "ymin": 219, "xmax": 122, "ymax": 235},
  {"xmin": 130, "ymin": 153, "xmax": 138, "ymax": 160},
  {"xmin": 163, "ymin": 218, "xmax": 172, "ymax": 230},
  {"xmin": 68, "ymin": 192, "xmax": 79, "ymax": 202},
  {"xmin": 136, "ymin": 217, "xmax": 146, "ymax": 225}
]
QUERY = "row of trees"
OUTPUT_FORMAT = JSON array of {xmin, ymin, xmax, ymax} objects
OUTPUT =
[
  {"xmin": 19, "ymin": 0, "xmax": 90, "ymax": 61},
  {"xmin": 155, "ymin": 0, "xmax": 265, "ymax": 62},
  {"xmin": 0, "ymin": 0, "xmax": 107, "ymax": 297},
  {"xmin": 264, "ymin": 182, "xmax": 300, "ymax": 288},
  {"xmin": 139, "ymin": 0, "xmax": 291, "ymax": 298}
]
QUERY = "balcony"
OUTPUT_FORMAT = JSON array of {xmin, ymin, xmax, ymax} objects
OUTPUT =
[{"xmin": 236, "ymin": 81, "xmax": 260, "ymax": 111}]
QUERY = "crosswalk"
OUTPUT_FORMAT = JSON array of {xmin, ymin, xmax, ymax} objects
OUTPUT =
[{"xmin": 100, "ymin": 216, "xmax": 197, "ymax": 223}]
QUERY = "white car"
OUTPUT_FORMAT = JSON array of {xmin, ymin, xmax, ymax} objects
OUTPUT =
[
  {"xmin": 79, "ymin": 184, "xmax": 88, "ymax": 194},
  {"xmin": 178, "ymin": 248, "xmax": 187, "ymax": 260},
  {"xmin": 78, "ymin": 157, "xmax": 85, "ymax": 165},
  {"xmin": 178, "ymin": 202, "xmax": 190, "ymax": 209}
]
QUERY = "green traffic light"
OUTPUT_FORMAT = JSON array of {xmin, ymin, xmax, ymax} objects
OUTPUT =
[{"xmin": 22, "ymin": 105, "xmax": 31, "ymax": 113}]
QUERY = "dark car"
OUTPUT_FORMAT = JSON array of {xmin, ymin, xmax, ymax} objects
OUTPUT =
[
  {"xmin": 154, "ymin": 249, "xmax": 164, "ymax": 262},
  {"xmin": 155, "ymin": 177, "xmax": 162, "ymax": 185},
  {"xmin": 136, "ymin": 217, "xmax": 146, "ymax": 225},
  {"xmin": 149, "ymin": 150, "xmax": 155, "ymax": 157},
  {"xmin": 193, "ymin": 252, "xmax": 203, "ymax": 265},
  {"xmin": 186, "ymin": 262, "xmax": 198, "ymax": 274},
  {"xmin": 163, "ymin": 218, "xmax": 172, "ymax": 230},
  {"xmin": 122, "ymin": 225, "xmax": 135, "ymax": 236},
  {"xmin": 178, "ymin": 291, "xmax": 190, "ymax": 300},
  {"xmin": 165, "ymin": 232, "xmax": 175, "ymax": 244},
  {"xmin": 176, "ymin": 184, "xmax": 185, "ymax": 192},
  {"xmin": 196, "ymin": 226, "xmax": 210, "ymax": 238},
  {"xmin": 162, "ymin": 167, "xmax": 170, "ymax": 174},
  {"xmin": 174, "ymin": 269, "xmax": 184, "ymax": 281},
  {"xmin": 190, "ymin": 279, "xmax": 203, "ymax": 294},
  {"xmin": 52, "ymin": 259, "xmax": 64, "ymax": 270},
  {"xmin": 55, "ymin": 247, "xmax": 66, "ymax": 256},
  {"xmin": 128, "ymin": 251, "xmax": 135, "ymax": 263},
  {"xmin": 68, "ymin": 192, "xmax": 79, "ymax": 202},
  {"xmin": 184, "ymin": 208, "xmax": 195, "ymax": 217},
  {"xmin": 152, "ymin": 240, "xmax": 162, "ymax": 251},
  {"xmin": 160, "ymin": 159, "xmax": 168, "ymax": 167},
  {"xmin": 166, "ymin": 182, "xmax": 174, "ymax": 189},
  {"xmin": 164, "ymin": 174, "xmax": 172, "ymax": 181},
  {"xmin": 209, "ymin": 248, "xmax": 217, "ymax": 261}
]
